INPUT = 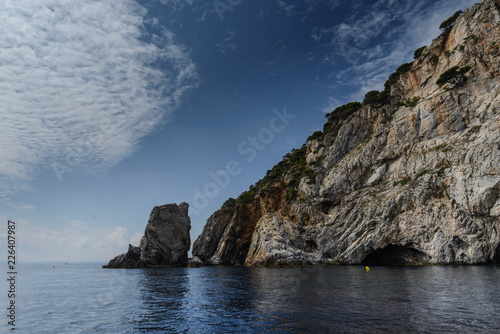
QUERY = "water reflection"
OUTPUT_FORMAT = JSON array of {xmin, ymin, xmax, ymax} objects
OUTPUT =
[
  {"xmin": 127, "ymin": 266, "xmax": 500, "ymax": 333},
  {"xmin": 404, "ymin": 266, "xmax": 500, "ymax": 332},
  {"xmin": 183, "ymin": 267, "xmax": 258, "ymax": 333},
  {"xmin": 134, "ymin": 268, "xmax": 190, "ymax": 332}
]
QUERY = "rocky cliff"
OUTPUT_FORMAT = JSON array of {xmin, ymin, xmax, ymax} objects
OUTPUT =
[
  {"xmin": 105, "ymin": 202, "xmax": 191, "ymax": 268},
  {"xmin": 193, "ymin": 0, "xmax": 500, "ymax": 266}
]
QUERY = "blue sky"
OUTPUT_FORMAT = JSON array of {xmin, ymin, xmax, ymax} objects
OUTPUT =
[{"xmin": 0, "ymin": 0, "xmax": 477, "ymax": 262}]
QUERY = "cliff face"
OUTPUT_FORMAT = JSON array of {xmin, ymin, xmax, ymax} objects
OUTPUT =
[
  {"xmin": 105, "ymin": 203, "xmax": 191, "ymax": 268},
  {"xmin": 193, "ymin": 181, "xmax": 286, "ymax": 264},
  {"xmin": 193, "ymin": 0, "xmax": 500, "ymax": 266}
]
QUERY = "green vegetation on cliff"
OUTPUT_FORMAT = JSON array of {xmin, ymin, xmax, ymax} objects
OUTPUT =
[
  {"xmin": 413, "ymin": 46, "xmax": 426, "ymax": 59},
  {"xmin": 228, "ymin": 15, "xmax": 473, "ymax": 209},
  {"xmin": 436, "ymin": 65, "xmax": 471, "ymax": 88},
  {"xmin": 363, "ymin": 62, "xmax": 414, "ymax": 108},
  {"xmin": 439, "ymin": 10, "xmax": 463, "ymax": 32}
]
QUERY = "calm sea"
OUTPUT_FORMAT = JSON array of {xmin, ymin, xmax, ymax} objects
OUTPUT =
[{"xmin": 2, "ymin": 263, "xmax": 500, "ymax": 333}]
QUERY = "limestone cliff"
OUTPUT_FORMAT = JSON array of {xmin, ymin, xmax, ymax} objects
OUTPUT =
[
  {"xmin": 105, "ymin": 203, "xmax": 191, "ymax": 268},
  {"xmin": 193, "ymin": 0, "xmax": 500, "ymax": 266}
]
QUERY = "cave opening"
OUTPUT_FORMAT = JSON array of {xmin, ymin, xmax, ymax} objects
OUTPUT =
[
  {"xmin": 493, "ymin": 244, "xmax": 500, "ymax": 265},
  {"xmin": 304, "ymin": 240, "xmax": 318, "ymax": 252},
  {"xmin": 361, "ymin": 244, "xmax": 430, "ymax": 266}
]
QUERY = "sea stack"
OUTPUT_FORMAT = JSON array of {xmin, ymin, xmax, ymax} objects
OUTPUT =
[{"xmin": 104, "ymin": 202, "xmax": 191, "ymax": 268}]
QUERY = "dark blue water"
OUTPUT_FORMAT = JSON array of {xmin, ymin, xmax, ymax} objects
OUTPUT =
[{"xmin": 2, "ymin": 264, "xmax": 500, "ymax": 333}]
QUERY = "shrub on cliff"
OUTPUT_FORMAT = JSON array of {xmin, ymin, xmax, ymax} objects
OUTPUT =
[
  {"xmin": 439, "ymin": 10, "xmax": 463, "ymax": 32},
  {"xmin": 436, "ymin": 65, "xmax": 471, "ymax": 88},
  {"xmin": 325, "ymin": 102, "xmax": 362, "ymax": 122},
  {"xmin": 236, "ymin": 188, "xmax": 257, "ymax": 204},
  {"xmin": 307, "ymin": 130, "xmax": 323, "ymax": 142},
  {"xmin": 413, "ymin": 46, "xmax": 426, "ymax": 59},
  {"xmin": 363, "ymin": 90, "xmax": 380, "ymax": 106},
  {"xmin": 234, "ymin": 144, "xmax": 309, "ymax": 205},
  {"xmin": 323, "ymin": 102, "xmax": 362, "ymax": 134},
  {"xmin": 364, "ymin": 62, "xmax": 415, "ymax": 108}
]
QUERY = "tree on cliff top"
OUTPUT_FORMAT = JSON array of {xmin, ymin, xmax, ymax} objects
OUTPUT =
[{"xmin": 439, "ymin": 10, "xmax": 463, "ymax": 32}]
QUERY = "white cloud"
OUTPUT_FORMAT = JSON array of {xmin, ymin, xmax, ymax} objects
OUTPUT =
[
  {"xmin": 278, "ymin": 0, "xmax": 340, "ymax": 18},
  {"xmin": 216, "ymin": 29, "xmax": 238, "ymax": 54},
  {"xmin": 0, "ymin": 0, "xmax": 199, "ymax": 196},
  {"xmin": 276, "ymin": 0, "xmax": 297, "ymax": 17},
  {"xmin": 315, "ymin": 0, "xmax": 478, "ymax": 99},
  {"xmin": 306, "ymin": 0, "xmax": 340, "ymax": 11},
  {"xmin": 321, "ymin": 96, "xmax": 343, "ymax": 114},
  {"xmin": 156, "ymin": 0, "xmax": 194, "ymax": 10},
  {"xmin": 16, "ymin": 217, "xmax": 143, "ymax": 262},
  {"xmin": 0, "ymin": 197, "xmax": 36, "ymax": 213},
  {"xmin": 129, "ymin": 232, "xmax": 143, "ymax": 246}
]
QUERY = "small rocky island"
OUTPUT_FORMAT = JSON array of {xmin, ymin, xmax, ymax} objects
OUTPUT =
[{"xmin": 104, "ymin": 203, "xmax": 191, "ymax": 268}]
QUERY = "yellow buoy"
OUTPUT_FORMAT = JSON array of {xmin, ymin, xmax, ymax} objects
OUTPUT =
[{"xmin": 365, "ymin": 266, "xmax": 370, "ymax": 272}]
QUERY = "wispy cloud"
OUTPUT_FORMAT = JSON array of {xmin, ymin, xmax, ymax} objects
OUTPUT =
[
  {"xmin": 277, "ymin": 0, "xmax": 340, "ymax": 18},
  {"xmin": 314, "ymin": 0, "xmax": 477, "ymax": 102},
  {"xmin": 305, "ymin": 0, "xmax": 340, "ymax": 12},
  {"xmin": 0, "ymin": 0, "xmax": 199, "ymax": 196},
  {"xmin": 321, "ymin": 96, "xmax": 343, "ymax": 114},
  {"xmin": 216, "ymin": 29, "xmax": 238, "ymax": 54},
  {"xmin": 156, "ymin": 0, "xmax": 194, "ymax": 11},
  {"xmin": 0, "ymin": 197, "xmax": 36, "ymax": 213},
  {"xmin": 276, "ymin": 0, "xmax": 297, "ymax": 17}
]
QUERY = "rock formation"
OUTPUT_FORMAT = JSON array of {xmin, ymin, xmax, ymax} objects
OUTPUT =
[
  {"xmin": 104, "ymin": 203, "xmax": 191, "ymax": 268},
  {"xmin": 193, "ymin": 0, "xmax": 500, "ymax": 266}
]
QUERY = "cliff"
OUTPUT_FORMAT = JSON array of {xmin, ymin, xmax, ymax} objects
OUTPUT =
[
  {"xmin": 193, "ymin": 0, "xmax": 500, "ymax": 266},
  {"xmin": 105, "ymin": 203, "xmax": 191, "ymax": 268}
]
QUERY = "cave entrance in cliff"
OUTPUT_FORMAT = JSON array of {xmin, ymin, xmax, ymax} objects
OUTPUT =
[
  {"xmin": 361, "ymin": 244, "xmax": 430, "ymax": 266},
  {"xmin": 493, "ymin": 244, "xmax": 500, "ymax": 264}
]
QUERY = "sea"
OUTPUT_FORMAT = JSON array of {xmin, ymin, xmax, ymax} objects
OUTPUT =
[{"xmin": 2, "ymin": 263, "xmax": 500, "ymax": 333}]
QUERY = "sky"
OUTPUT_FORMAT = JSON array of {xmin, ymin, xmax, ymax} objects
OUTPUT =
[{"xmin": 0, "ymin": 0, "xmax": 478, "ymax": 262}]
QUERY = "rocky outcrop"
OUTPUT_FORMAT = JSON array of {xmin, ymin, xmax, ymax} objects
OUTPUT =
[
  {"xmin": 104, "ymin": 203, "xmax": 191, "ymax": 268},
  {"xmin": 193, "ymin": 0, "xmax": 500, "ymax": 266},
  {"xmin": 192, "ymin": 182, "xmax": 286, "ymax": 264},
  {"xmin": 105, "ymin": 244, "xmax": 142, "ymax": 268},
  {"xmin": 187, "ymin": 256, "xmax": 204, "ymax": 268}
]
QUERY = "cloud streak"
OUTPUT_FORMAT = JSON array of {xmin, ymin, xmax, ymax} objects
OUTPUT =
[
  {"xmin": 0, "ymin": 0, "xmax": 199, "ymax": 195},
  {"xmin": 313, "ymin": 0, "xmax": 478, "ymax": 105},
  {"xmin": 216, "ymin": 29, "xmax": 238, "ymax": 54}
]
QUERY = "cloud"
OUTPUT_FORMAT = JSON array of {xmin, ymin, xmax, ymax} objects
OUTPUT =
[
  {"xmin": 304, "ymin": 0, "xmax": 340, "ymax": 12},
  {"xmin": 321, "ymin": 96, "xmax": 343, "ymax": 114},
  {"xmin": 277, "ymin": 0, "xmax": 340, "ymax": 18},
  {"xmin": 129, "ymin": 232, "xmax": 143, "ymax": 246},
  {"xmin": 314, "ymin": 0, "xmax": 478, "ymax": 99},
  {"xmin": 276, "ymin": 0, "xmax": 297, "ymax": 17},
  {"xmin": 16, "ymin": 217, "xmax": 143, "ymax": 262},
  {"xmin": 0, "ymin": 0, "xmax": 199, "ymax": 195},
  {"xmin": 156, "ymin": 0, "xmax": 194, "ymax": 10},
  {"xmin": 216, "ymin": 29, "xmax": 238, "ymax": 54},
  {"xmin": 0, "ymin": 197, "xmax": 36, "ymax": 213}
]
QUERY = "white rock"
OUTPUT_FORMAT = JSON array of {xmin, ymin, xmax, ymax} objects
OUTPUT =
[{"xmin": 366, "ymin": 165, "xmax": 387, "ymax": 186}]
